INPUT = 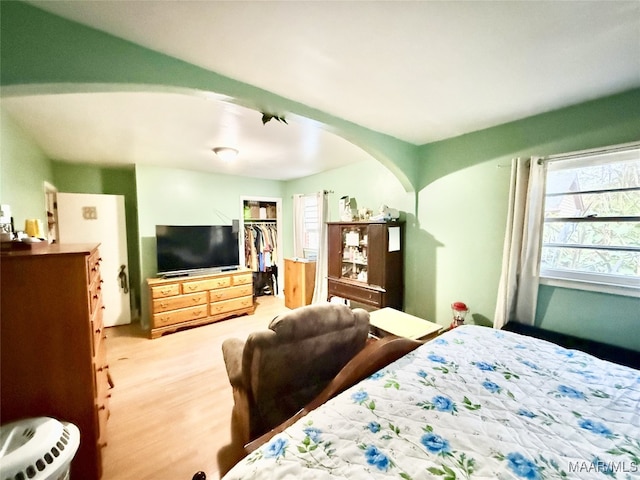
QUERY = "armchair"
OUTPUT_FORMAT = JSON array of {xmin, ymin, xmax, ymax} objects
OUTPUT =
[{"xmin": 219, "ymin": 303, "xmax": 370, "ymax": 469}]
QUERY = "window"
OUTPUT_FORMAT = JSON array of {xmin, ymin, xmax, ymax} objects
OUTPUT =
[
  {"xmin": 302, "ymin": 194, "xmax": 319, "ymax": 259},
  {"xmin": 540, "ymin": 143, "xmax": 640, "ymax": 296}
]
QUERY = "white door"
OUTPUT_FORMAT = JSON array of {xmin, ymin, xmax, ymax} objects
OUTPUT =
[{"xmin": 56, "ymin": 193, "xmax": 131, "ymax": 326}]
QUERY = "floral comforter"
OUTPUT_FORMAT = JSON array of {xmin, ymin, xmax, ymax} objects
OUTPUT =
[{"xmin": 222, "ymin": 325, "xmax": 640, "ymax": 479}]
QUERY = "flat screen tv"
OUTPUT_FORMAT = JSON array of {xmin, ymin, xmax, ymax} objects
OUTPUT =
[{"xmin": 155, "ymin": 224, "xmax": 240, "ymax": 276}]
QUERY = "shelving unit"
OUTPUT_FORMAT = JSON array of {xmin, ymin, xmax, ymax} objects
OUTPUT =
[
  {"xmin": 240, "ymin": 196, "xmax": 283, "ymax": 297},
  {"xmin": 327, "ymin": 221, "xmax": 404, "ymax": 310}
]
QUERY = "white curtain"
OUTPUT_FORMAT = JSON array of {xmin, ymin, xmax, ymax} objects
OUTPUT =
[
  {"xmin": 311, "ymin": 191, "xmax": 329, "ymax": 304},
  {"xmin": 494, "ymin": 157, "xmax": 546, "ymax": 329},
  {"xmin": 292, "ymin": 194, "xmax": 305, "ymax": 258}
]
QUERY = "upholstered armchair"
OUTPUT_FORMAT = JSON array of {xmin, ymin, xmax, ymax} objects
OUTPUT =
[{"xmin": 221, "ymin": 303, "xmax": 370, "ymax": 451}]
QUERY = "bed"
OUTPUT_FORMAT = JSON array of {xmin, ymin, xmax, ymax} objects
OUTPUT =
[{"xmin": 221, "ymin": 325, "xmax": 639, "ymax": 479}]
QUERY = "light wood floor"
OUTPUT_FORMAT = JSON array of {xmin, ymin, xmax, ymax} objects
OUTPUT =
[{"xmin": 102, "ymin": 295, "xmax": 290, "ymax": 480}]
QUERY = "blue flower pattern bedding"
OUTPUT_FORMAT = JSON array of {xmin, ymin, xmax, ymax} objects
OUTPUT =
[{"xmin": 222, "ymin": 325, "xmax": 640, "ymax": 479}]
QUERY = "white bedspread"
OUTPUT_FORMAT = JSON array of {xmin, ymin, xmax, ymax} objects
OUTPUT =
[{"xmin": 222, "ymin": 325, "xmax": 640, "ymax": 479}]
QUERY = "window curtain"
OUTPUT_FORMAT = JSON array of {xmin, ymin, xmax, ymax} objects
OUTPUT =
[
  {"xmin": 292, "ymin": 194, "xmax": 305, "ymax": 258},
  {"xmin": 311, "ymin": 191, "xmax": 329, "ymax": 304},
  {"xmin": 494, "ymin": 157, "xmax": 546, "ymax": 329}
]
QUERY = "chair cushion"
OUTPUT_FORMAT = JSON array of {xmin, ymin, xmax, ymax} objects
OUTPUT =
[{"xmin": 242, "ymin": 303, "xmax": 369, "ymax": 433}]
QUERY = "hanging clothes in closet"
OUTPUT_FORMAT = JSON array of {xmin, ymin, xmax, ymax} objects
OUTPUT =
[{"xmin": 244, "ymin": 222, "xmax": 278, "ymax": 296}]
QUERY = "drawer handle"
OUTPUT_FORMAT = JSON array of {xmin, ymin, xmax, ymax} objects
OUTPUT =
[
  {"xmin": 192, "ymin": 310, "xmax": 203, "ymax": 317},
  {"xmin": 213, "ymin": 293, "xmax": 223, "ymax": 300},
  {"xmin": 192, "ymin": 297, "xmax": 202, "ymax": 303},
  {"xmin": 161, "ymin": 288, "xmax": 173, "ymax": 295},
  {"xmin": 160, "ymin": 302, "xmax": 168, "ymax": 308},
  {"xmin": 187, "ymin": 285, "xmax": 197, "ymax": 291}
]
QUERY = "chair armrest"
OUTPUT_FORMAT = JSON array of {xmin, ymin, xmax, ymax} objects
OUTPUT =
[{"xmin": 222, "ymin": 338, "xmax": 246, "ymax": 388}]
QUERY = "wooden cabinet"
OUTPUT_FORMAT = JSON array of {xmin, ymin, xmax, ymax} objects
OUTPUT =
[
  {"xmin": 284, "ymin": 258, "xmax": 316, "ymax": 309},
  {"xmin": 148, "ymin": 269, "xmax": 254, "ymax": 338},
  {"xmin": 1, "ymin": 244, "xmax": 109, "ymax": 480},
  {"xmin": 327, "ymin": 221, "xmax": 404, "ymax": 310}
]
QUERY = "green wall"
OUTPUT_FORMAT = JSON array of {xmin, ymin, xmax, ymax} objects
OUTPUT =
[
  {"xmin": 416, "ymin": 90, "xmax": 640, "ymax": 350},
  {"xmin": 282, "ymin": 159, "xmax": 415, "ymax": 259},
  {"xmin": 135, "ymin": 164, "xmax": 285, "ymax": 325},
  {"xmin": 0, "ymin": 109, "xmax": 52, "ymax": 230},
  {"xmin": 0, "ymin": 0, "xmax": 416, "ymax": 191},
  {"xmin": 1, "ymin": 1, "xmax": 638, "ymax": 350}
]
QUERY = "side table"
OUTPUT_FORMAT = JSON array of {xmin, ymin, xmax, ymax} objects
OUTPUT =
[{"xmin": 369, "ymin": 307, "xmax": 442, "ymax": 342}]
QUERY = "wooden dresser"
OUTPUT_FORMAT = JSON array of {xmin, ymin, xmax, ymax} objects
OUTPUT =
[
  {"xmin": 147, "ymin": 269, "xmax": 254, "ymax": 338},
  {"xmin": 1, "ymin": 243, "xmax": 109, "ymax": 480}
]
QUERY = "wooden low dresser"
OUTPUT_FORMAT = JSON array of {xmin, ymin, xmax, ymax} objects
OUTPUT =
[{"xmin": 148, "ymin": 269, "xmax": 254, "ymax": 338}]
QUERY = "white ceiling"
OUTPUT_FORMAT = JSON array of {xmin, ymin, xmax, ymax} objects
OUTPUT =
[{"xmin": 2, "ymin": 0, "xmax": 639, "ymax": 180}]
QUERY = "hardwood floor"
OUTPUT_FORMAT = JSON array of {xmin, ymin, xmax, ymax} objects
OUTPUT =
[{"xmin": 102, "ymin": 295, "xmax": 290, "ymax": 480}]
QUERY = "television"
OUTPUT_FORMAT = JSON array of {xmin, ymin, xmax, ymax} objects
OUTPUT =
[{"xmin": 155, "ymin": 224, "xmax": 240, "ymax": 277}]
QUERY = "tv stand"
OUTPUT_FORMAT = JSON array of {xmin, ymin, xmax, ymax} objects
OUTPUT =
[{"xmin": 147, "ymin": 268, "xmax": 254, "ymax": 338}]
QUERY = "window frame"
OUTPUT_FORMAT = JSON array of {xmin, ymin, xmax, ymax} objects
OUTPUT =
[
  {"xmin": 538, "ymin": 141, "xmax": 640, "ymax": 298},
  {"xmin": 301, "ymin": 194, "xmax": 319, "ymax": 259}
]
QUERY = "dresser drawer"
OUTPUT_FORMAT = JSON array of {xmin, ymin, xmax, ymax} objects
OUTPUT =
[
  {"xmin": 183, "ymin": 276, "xmax": 231, "ymax": 293},
  {"xmin": 328, "ymin": 279, "xmax": 383, "ymax": 307},
  {"xmin": 209, "ymin": 284, "xmax": 253, "ymax": 302},
  {"xmin": 151, "ymin": 283, "xmax": 181, "ymax": 299},
  {"xmin": 153, "ymin": 305, "xmax": 208, "ymax": 328},
  {"xmin": 91, "ymin": 302, "xmax": 105, "ymax": 358},
  {"xmin": 232, "ymin": 273, "xmax": 253, "ymax": 286},
  {"xmin": 210, "ymin": 295, "xmax": 253, "ymax": 316},
  {"xmin": 153, "ymin": 292, "xmax": 207, "ymax": 313},
  {"xmin": 89, "ymin": 277, "xmax": 103, "ymax": 314},
  {"xmin": 94, "ymin": 344, "xmax": 109, "ymax": 403},
  {"xmin": 95, "ymin": 399, "xmax": 109, "ymax": 450},
  {"xmin": 87, "ymin": 251, "xmax": 102, "ymax": 286}
]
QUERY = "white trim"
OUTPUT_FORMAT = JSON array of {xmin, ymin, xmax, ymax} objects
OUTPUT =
[
  {"xmin": 541, "ymin": 140, "xmax": 640, "ymax": 165},
  {"xmin": 540, "ymin": 275, "xmax": 640, "ymax": 298}
]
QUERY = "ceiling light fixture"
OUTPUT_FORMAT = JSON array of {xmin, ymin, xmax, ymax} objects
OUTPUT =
[{"xmin": 213, "ymin": 147, "xmax": 239, "ymax": 162}]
